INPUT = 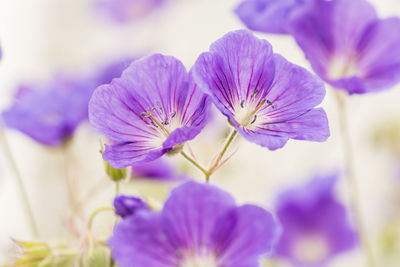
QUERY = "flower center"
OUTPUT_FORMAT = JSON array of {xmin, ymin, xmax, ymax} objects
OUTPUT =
[
  {"xmin": 234, "ymin": 98, "xmax": 273, "ymax": 128},
  {"xmin": 179, "ymin": 252, "xmax": 219, "ymax": 267},
  {"xmin": 327, "ymin": 56, "xmax": 360, "ymax": 80},
  {"xmin": 141, "ymin": 104, "xmax": 181, "ymax": 147},
  {"xmin": 292, "ymin": 234, "xmax": 330, "ymax": 264}
]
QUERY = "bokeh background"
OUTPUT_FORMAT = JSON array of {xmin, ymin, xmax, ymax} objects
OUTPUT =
[{"xmin": 1, "ymin": 0, "xmax": 400, "ymax": 266}]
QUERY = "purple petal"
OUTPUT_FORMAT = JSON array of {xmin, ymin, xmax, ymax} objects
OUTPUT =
[
  {"xmin": 193, "ymin": 30, "xmax": 275, "ymax": 121},
  {"xmin": 131, "ymin": 157, "xmax": 189, "ymax": 181},
  {"xmin": 356, "ymin": 18, "xmax": 400, "ymax": 92},
  {"xmin": 212, "ymin": 205, "xmax": 280, "ymax": 267},
  {"xmin": 89, "ymin": 54, "xmax": 209, "ymax": 168},
  {"xmin": 95, "ymin": 0, "xmax": 166, "ymax": 23},
  {"xmin": 161, "ymin": 181, "xmax": 236, "ymax": 251},
  {"xmin": 274, "ymin": 173, "xmax": 357, "ymax": 265},
  {"xmin": 103, "ymin": 142, "xmax": 165, "ymax": 169},
  {"xmin": 114, "ymin": 195, "xmax": 149, "ymax": 218},
  {"xmin": 95, "ymin": 58, "xmax": 136, "ymax": 87},
  {"xmin": 258, "ymin": 54, "xmax": 326, "ymax": 122},
  {"xmin": 108, "ymin": 211, "xmax": 178, "ymax": 267},
  {"xmin": 235, "ymin": 0, "xmax": 301, "ymax": 34}
]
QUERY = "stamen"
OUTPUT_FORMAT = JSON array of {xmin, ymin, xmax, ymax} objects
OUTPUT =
[
  {"xmin": 141, "ymin": 107, "xmax": 170, "ymax": 136},
  {"xmin": 250, "ymin": 89, "xmax": 259, "ymax": 98},
  {"xmin": 240, "ymin": 100, "xmax": 245, "ymax": 108},
  {"xmin": 250, "ymin": 115, "xmax": 257, "ymax": 124},
  {"xmin": 170, "ymin": 111, "xmax": 176, "ymax": 118},
  {"xmin": 156, "ymin": 101, "xmax": 163, "ymax": 111},
  {"xmin": 266, "ymin": 99, "xmax": 274, "ymax": 108},
  {"xmin": 162, "ymin": 117, "xmax": 169, "ymax": 125}
]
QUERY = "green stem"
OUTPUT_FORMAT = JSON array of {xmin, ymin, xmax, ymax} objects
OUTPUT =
[
  {"xmin": 335, "ymin": 91, "xmax": 376, "ymax": 267},
  {"xmin": 0, "ymin": 124, "xmax": 39, "ymax": 238},
  {"xmin": 180, "ymin": 128, "xmax": 238, "ymax": 182},
  {"xmin": 180, "ymin": 151, "xmax": 209, "ymax": 178},
  {"xmin": 115, "ymin": 182, "xmax": 120, "ymax": 196},
  {"xmin": 207, "ymin": 128, "xmax": 238, "ymax": 177},
  {"xmin": 87, "ymin": 206, "xmax": 115, "ymax": 231}
]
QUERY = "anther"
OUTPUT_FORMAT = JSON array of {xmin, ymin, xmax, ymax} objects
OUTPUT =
[
  {"xmin": 240, "ymin": 100, "xmax": 245, "ymax": 108},
  {"xmin": 162, "ymin": 117, "xmax": 169, "ymax": 125},
  {"xmin": 266, "ymin": 100, "xmax": 275, "ymax": 109},
  {"xmin": 250, "ymin": 115, "xmax": 257, "ymax": 124},
  {"xmin": 170, "ymin": 111, "xmax": 176, "ymax": 118},
  {"xmin": 250, "ymin": 89, "xmax": 259, "ymax": 98},
  {"xmin": 156, "ymin": 102, "xmax": 163, "ymax": 112}
]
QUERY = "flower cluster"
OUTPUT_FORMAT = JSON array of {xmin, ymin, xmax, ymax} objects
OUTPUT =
[{"xmin": 6, "ymin": 0, "xmax": 399, "ymax": 266}]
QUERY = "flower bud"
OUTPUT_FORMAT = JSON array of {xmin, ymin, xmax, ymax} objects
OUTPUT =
[
  {"xmin": 104, "ymin": 159, "xmax": 127, "ymax": 182},
  {"xmin": 114, "ymin": 195, "xmax": 149, "ymax": 218}
]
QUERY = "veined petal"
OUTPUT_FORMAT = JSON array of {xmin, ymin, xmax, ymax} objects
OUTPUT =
[
  {"xmin": 108, "ymin": 211, "xmax": 178, "ymax": 267},
  {"xmin": 257, "ymin": 54, "xmax": 326, "ymax": 123},
  {"xmin": 252, "ymin": 108, "xmax": 330, "ymax": 142},
  {"xmin": 103, "ymin": 142, "xmax": 165, "ymax": 169},
  {"xmin": 161, "ymin": 182, "xmax": 236, "ymax": 252},
  {"xmin": 212, "ymin": 205, "xmax": 279, "ymax": 267},
  {"xmin": 193, "ymin": 30, "xmax": 275, "ymax": 121}
]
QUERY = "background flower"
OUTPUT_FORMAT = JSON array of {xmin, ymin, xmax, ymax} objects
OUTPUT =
[
  {"xmin": 95, "ymin": 0, "xmax": 167, "ymax": 23},
  {"xmin": 235, "ymin": 0, "xmax": 306, "ymax": 34},
  {"xmin": 109, "ymin": 181, "xmax": 279, "ymax": 267},
  {"xmin": 274, "ymin": 173, "xmax": 358, "ymax": 266},
  {"xmin": 288, "ymin": 0, "xmax": 400, "ymax": 94},
  {"xmin": 2, "ymin": 75, "xmax": 94, "ymax": 146}
]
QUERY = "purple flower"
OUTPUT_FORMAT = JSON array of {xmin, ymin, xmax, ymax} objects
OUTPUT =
[
  {"xmin": 288, "ymin": 0, "xmax": 400, "ymax": 94},
  {"xmin": 235, "ymin": 0, "xmax": 306, "ymax": 34},
  {"xmin": 132, "ymin": 157, "xmax": 189, "ymax": 181},
  {"xmin": 274, "ymin": 173, "xmax": 357, "ymax": 266},
  {"xmin": 89, "ymin": 54, "xmax": 210, "ymax": 169},
  {"xmin": 192, "ymin": 30, "xmax": 329, "ymax": 150},
  {"xmin": 2, "ymin": 75, "xmax": 95, "ymax": 146},
  {"xmin": 114, "ymin": 195, "xmax": 149, "ymax": 218},
  {"xmin": 95, "ymin": 0, "xmax": 166, "ymax": 23},
  {"xmin": 108, "ymin": 181, "xmax": 279, "ymax": 267}
]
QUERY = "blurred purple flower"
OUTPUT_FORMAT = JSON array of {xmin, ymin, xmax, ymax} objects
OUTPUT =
[
  {"xmin": 131, "ymin": 157, "xmax": 188, "ymax": 181},
  {"xmin": 235, "ymin": 0, "xmax": 306, "ymax": 34},
  {"xmin": 95, "ymin": 0, "xmax": 166, "ymax": 23},
  {"xmin": 274, "ymin": 173, "xmax": 357, "ymax": 266},
  {"xmin": 288, "ymin": 0, "xmax": 400, "ymax": 94},
  {"xmin": 2, "ymin": 75, "xmax": 95, "ymax": 146},
  {"xmin": 108, "ymin": 181, "xmax": 279, "ymax": 267},
  {"xmin": 95, "ymin": 58, "xmax": 135, "ymax": 87},
  {"xmin": 193, "ymin": 30, "xmax": 329, "ymax": 150},
  {"xmin": 89, "ymin": 54, "xmax": 210, "ymax": 169},
  {"xmin": 114, "ymin": 195, "xmax": 149, "ymax": 218}
]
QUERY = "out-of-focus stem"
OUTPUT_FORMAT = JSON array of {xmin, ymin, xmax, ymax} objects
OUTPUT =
[
  {"xmin": 61, "ymin": 142, "xmax": 82, "ymax": 219},
  {"xmin": 0, "ymin": 124, "xmax": 39, "ymax": 238},
  {"xmin": 334, "ymin": 91, "xmax": 376, "ymax": 267},
  {"xmin": 87, "ymin": 206, "xmax": 115, "ymax": 231}
]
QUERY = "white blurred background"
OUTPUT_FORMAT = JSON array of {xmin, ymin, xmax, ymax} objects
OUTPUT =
[{"xmin": 1, "ymin": 0, "xmax": 400, "ymax": 266}]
